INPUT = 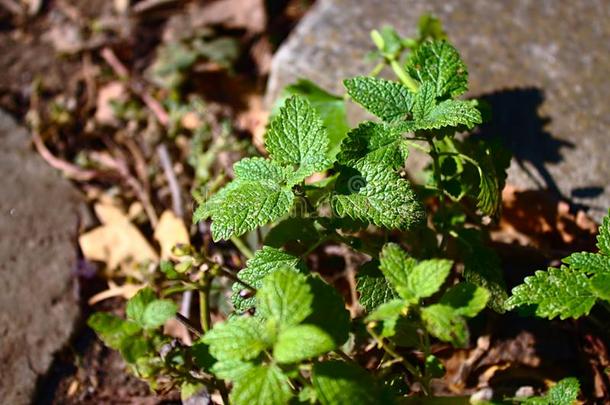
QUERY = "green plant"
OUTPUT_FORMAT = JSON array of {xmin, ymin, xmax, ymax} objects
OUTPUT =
[{"xmin": 89, "ymin": 15, "xmax": 587, "ymax": 404}]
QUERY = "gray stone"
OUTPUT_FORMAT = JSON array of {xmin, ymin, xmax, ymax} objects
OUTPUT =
[
  {"xmin": 0, "ymin": 110, "xmax": 80, "ymax": 404},
  {"xmin": 267, "ymin": 0, "xmax": 610, "ymax": 221}
]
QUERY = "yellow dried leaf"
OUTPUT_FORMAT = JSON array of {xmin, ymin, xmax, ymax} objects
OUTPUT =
[{"xmin": 154, "ymin": 210, "xmax": 190, "ymax": 259}]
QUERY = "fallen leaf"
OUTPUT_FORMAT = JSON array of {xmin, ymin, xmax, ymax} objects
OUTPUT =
[
  {"xmin": 80, "ymin": 202, "xmax": 158, "ymax": 269},
  {"xmin": 154, "ymin": 210, "xmax": 190, "ymax": 259},
  {"xmin": 88, "ymin": 282, "xmax": 143, "ymax": 305},
  {"xmin": 95, "ymin": 82, "xmax": 127, "ymax": 126}
]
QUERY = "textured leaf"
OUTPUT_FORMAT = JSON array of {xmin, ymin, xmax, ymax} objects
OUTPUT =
[
  {"xmin": 337, "ymin": 122, "xmax": 408, "ymax": 169},
  {"xmin": 207, "ymin": 180, "xmax": 294, "ymax": 241},
  {"xmin": 563, "ymin": 252, "xmax": 610, "ymax": 275},
  {"xmin": 233, "ymin": 157, "xmax": 290, "ymax": 183},
  {"xmin": 312, "ymin": 361, "xmax": 382, "ymax": 405},
  {"xmin": 439, "ymin": 282, "xmax": 489, "ymax": 318},
  {"xmin": 421, "ymin": 304, "xmax": 469, "ymax": 347},
  {"xmin": 274, "ymin": 324, "xmax": 335, "ymax": 364},
  {"xmin": 211, "ymin": 360, "xmax": 255, "ymax": 381},
  {"xmin": 202, "ymin": 316, "xmax": 271, "ymax": 361},
  {"xmin": 591, "ymin": 274, "xmax": 610, "ymax": 301},
  {"xmin": 265, "ymin": 95, "xmax": 329, "ymax": 170},
  {"xmin": 412, "ymin": 81, "xmax": 437, "ymax": 120},
  {"xmin": 379, "ymin": 243, "xmax": 452, "ymax": 303},
  {"xmin": 344, "ymin": 76, "xmax": 414, "ymax": 121},
  {"xmin": 257, "ymin": 269, "xmax": 313, "ymax": 328},
  {"xmin": 597, "ymin": 211, "xmax": 610, "ymax": 255},
  {"xmin": 356, "ymin": 260, "xmax": 399, "ymax": 312},
  {"xmin": 365, "ymin": 299, "xmax": 407, "ymax": 339},
  {"xmin": 399, "ymin": 99, "xmax": 482, "ymax": 132},
  {"xmin": 264, "ymin": 217, "xmax": 320, "ymax": 248},
  {"xmin": 230, "ymin": 364, "xmax": 292, "ymax": 405},
  {"xmin": 524, "ymin": 377, "xmax": 580, "ymax": 405},
  {"xmin": 332, "ymin": 161, "xmax": 425, "ymax": 230},
  {"xmin": 141, "ymin": 299, "xmax": 177, "ymax": 329},
  {"xmin": 279, "ymin": 79, "xmax": 349, "ymax": 159},
  {"xmin": 407, "ymin": 40, "xmax": 468, "ymax": 98},
  {"xmin": 506, "ymin": 267, "xmax": 596, "ymax": 320},
  {"xmin": 232, "ymin": 247, "xmax": 304, "ymax": 313},
  {"xmin": 126, "ymin": 288, "xmax": 156, "ymax": 326}
]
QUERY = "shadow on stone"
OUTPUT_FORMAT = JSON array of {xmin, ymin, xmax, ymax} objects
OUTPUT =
[{"xmin": 475, "ymin": 88, "xmax": 604, "ymax": 214}]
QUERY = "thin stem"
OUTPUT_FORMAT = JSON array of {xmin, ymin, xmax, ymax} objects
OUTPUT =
[
  {"xmin": 367, "ymin": 324, "xmax": 422, "ymax": 380},
  {"xmin": 230, "ymin": 235, "xmax": 254, "ymax": 259},
  {"xmin": 214, "ymin": 265, "xmax": 257, "ymax": 292},
  {"xmin": 390, "ymin": 59, "xmax": 419, "ymax": 92},
  {"xmin": 175, "ymin": 313, "xmax": 203, "ymax": 338},
  {"xmin": 369, "ymin": 61, "xmax": 385, "ymax": 77},
  {"xmin": 199, "ymin": 277, "xmax": 212, "ymax": 333},
  {"xmin": 334, "ymin": 349, "xmax": 355, "ymax": 363},
  {"xmin": 404, "ymin": 140, "xmax": 430, "ymax": 154},
  {"xmin": 426, "ymin": 135, "xmax": 449, "ymax": 250}
]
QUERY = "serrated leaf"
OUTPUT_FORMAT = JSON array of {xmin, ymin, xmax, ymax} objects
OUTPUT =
[
  {"xmin": 312, "ymin": 361, "xmax": 383, "ymax": 405},
  {"xmin": 407, "ymin": 40, "xmax": 468, "ymax": 98},
  {"xmin": 379, "ymin": 243, "xmax": 452, "ymax": 303},
  {"xmin": 337, "ymin": 122, "xmax": 408, "ymax": 169},
  {"xmin": 274, "ymin": 324, "xmax": 335, "ymax": 364},
  {"xmin": 399, "ymin": 99, "xmax": 482, "ymax": 132},
  {"xmin": 141, "ymin": 299, "xmax": 177, "ymax": 329},
  {"xmin": 421, "ymin": 304, "xmax": 469, "ymax": 347},
  {"xmin": 126, "ymin": 287, "xmax": 156, "ymax": 326},
  {"xmin": 365, "ymin": 299, "xmax": 407, "ymax": 339},
  {"xmin": 563, "ymin": 252, "xmax": 610, "ymax": 275},
  {"xmin": 88, "ymin": 313, "xmax": 140, "ymax": 350},
  {"xmin": 356, "ymin": 260, "xmax": 399, "ymax": 312},
  {"xmin": 265, "ymin": 95, "xmax": 329, "ymax": 171},
  {"xmin": 232, "ymin": 247, "xmax": 304, "ymax": 313},
  {"xmin": 208, "ymin": 180, "xmax": 294, "ymax": 241},
  {"xmin": 506, "ymin": 267, "xmax": 596, "ymax": 320},
  {"xmin": 233, "ymin": 157, "xmax": 290, "ymax": 183},
  {"xmin": 332, "ymin": 161, "xmax": 425, "ymax": 230},
  {"xmin": 278, "ymin": 79, "xmax": 349, "ymax": 159},
  {"xmin": 344, "ymin": 76, "xmax": 414, "ymax": 122},
  {"xmin": 257, "ymin": 269, "xmax": 313, "ymax": 328},
  {"xmin": 412, "ymin": 81, "xmax": 437, "ymax": 120},
  {"xmin": 202, "ymin": 316, "xmax": 271, "ymax": 361},
  {"xmin": 439, "ymin": 282, "xmax": 489, "ymax": 318},
  {"xmin": 597, "ymin": 211, "xmax": 610, "ymax": 255},
  {"xmin": 230, "ymin": 364, "xmax": 292, "ymax": 405},
  {"xmin": 524, "ymin": 377, "xmax": 580, "ymax": 405}
]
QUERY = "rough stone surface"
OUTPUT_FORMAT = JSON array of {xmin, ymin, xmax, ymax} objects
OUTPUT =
[
  {"xmin": 267, "ymin": 0, "xmax": 610, "ymax": 221},
  {"xmin": 0, "ymin": 110, "xmax": 80, "ymax": 404}
]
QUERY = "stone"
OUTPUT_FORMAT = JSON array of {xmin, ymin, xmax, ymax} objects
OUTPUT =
[
  {"xmin": 267, "ymin": 0, "xmax": 610, "ymax": 221},
  {"xmin": 0, "ymin": 110, "xmax": 81, "ymax": 404}
]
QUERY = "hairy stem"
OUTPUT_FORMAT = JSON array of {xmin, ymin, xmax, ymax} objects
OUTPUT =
[
  {"xmin": 199, "ymin": 276, "xmax": 212, "ymax": 333},
  {"xmin": 230, "ymin": 235, "xmax": 254, "ymax": 259}
]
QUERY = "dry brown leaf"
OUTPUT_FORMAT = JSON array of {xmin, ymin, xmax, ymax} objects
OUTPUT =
[
  {"xmin": 95, "ymin": 82, "xmax": 127, "ymax": 126},
  {"xmin": 154, "ymin": 210, "xmax": 190, "ymax": 259},
  {"xmin": 236, "ymin": 93, "xmax": 268, "ymax": 153},
  {"xmin": 88, "ymin": 282, "xmax": 143, "ymax": 305},
  {"xmin": 80, "ymin": 202, "xmax": 158, "ymax": 269}
]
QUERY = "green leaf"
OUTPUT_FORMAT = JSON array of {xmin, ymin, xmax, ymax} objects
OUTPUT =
[
  {"xmin": 274, "ymin": 324, "xmax": 335, "ymax": 363},
  {"xmin": 312, "ymin": 361, "xmax": 384, "ymax": 405},
  {"xmin": 202, "ymin": 316, "xmax": 271, "ymax": 361},
  {"xmin": 230, "ymin": 364, "xmax": 293, "ymax": 405},
  {"xmin": 257, "ymin": 269, "xmax": 313, "ymax": 328},
  {"xmin": 119, "ymin": 334, "xmax": 151, "ymax": 364},
  {"xmin": 232, "ymin": 246, "xmax": 304, "ymax": 313},
  {"xmin": 264, "ymin": 217, "xmax": 320, "ymax": 248},
  {"xmin": 406, "ymin": 40, "xmax": 468, "ymax": 98},
  {"xmin": 412, "ymin": 81, "xmax": 437, "ymax": 120},
  {"xmin": 417, "ymin": 14, "xmax": 447, "ymax": 43},
  {"xmin": 399, "ymin": 99, "xmax": 482, "ymax": 132},
  {"xmin": 265, "ymin": 95, "xmax": 329, "ymax": 171},
  {"xmin": 506, "ymin": 267, "xmax": 596, "ymax": 320},
  {"xmin": 524, "ymin": 377, "xmax": 580, "ymax": 405},
  {"xmin": 206, "ymin": 180, "xmax": 294, "ymax": 241},
  {"xmin": 563, "ymin": 252, "xmax": 610, "ymax": 275},
  {"xmin": 126, "ymin": 288, "xmax": 156, "ymax": 326},
  {"xmin": 337, "ymin": 122, "xmax": 409, "ymax": 170},
  {"xmin": 591, "ymin": 273, "xmax": 610, "ymax": 301},
  {"xmin": 597, "ymin": 210, "xmax": 610, "ymax": 255},
  {"xmin": 88, "ymin": 313, "xmax": 140, "ymax": 350},
  {"xmin": 332, "ymin": 161, "xmax": 425, "ymax": 230},
  {"xmin": 189, "ymin": 338, "xmax": 215, "ymax": 370},
  {"xmin": 211, "ymin": 359, "xmax": 255, "ymax": 381},
  {"xmin": 356, "ymin": 260, "xmax": 399, "ymax": 312},
  {"xmin": 365, "ymin": 299, "xmax": 407, "ymax": 339},
  {"xmin": 304, "ymin": 275, "xmax": 351, "ymax": 346},
  {"xmin": 439, "ymin": 282, "xmax": 489, "ymax": 318},
  {"xmin": 379, "ymin": 243, "xmax": 452, "ymax": 303},
  {"xmin": 344, "ymin": 76, "xmax": 414, "ymax": 122},
  {"xmin": 233, "ymin": 157, "xmax": 290, "ymax": 183},
  {"xmin": 278, "ymin": 79, "xmax": 349, "ymax": 159},
  {"xmin": 421, "ymin": 304, "xmax": 469, "ymax": 347},
  {"xmin": 141, "ymin": 299, "xmax": 177, "ymax": 329}
]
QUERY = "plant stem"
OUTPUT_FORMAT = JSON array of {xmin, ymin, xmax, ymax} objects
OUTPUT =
[
  {"xmin": 367, "ymin": 324, "xmax": 422, "ymax": 381},
  {"xmin": 426, "ymin": 135, "xmax": 449, "ymax": 250},
  {"xmin": 369, "ymin": 61, "xmax": 385, "ymax": 77},
  {"xmin": 199, "ymin": 276, "xmax": 212, "ymax": 333},
  {"xmin": 230, "ymin": 235, "xmax": 254, "ymax": 259},
  {"xmin": 390, "ymin": 59, "xmax": 419, "ymax": 92}
]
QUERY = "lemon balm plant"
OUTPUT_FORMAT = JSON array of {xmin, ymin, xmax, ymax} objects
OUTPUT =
[{"xmin": 89, "ymin": 15, "xmax": 588, "ymax": 404}]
